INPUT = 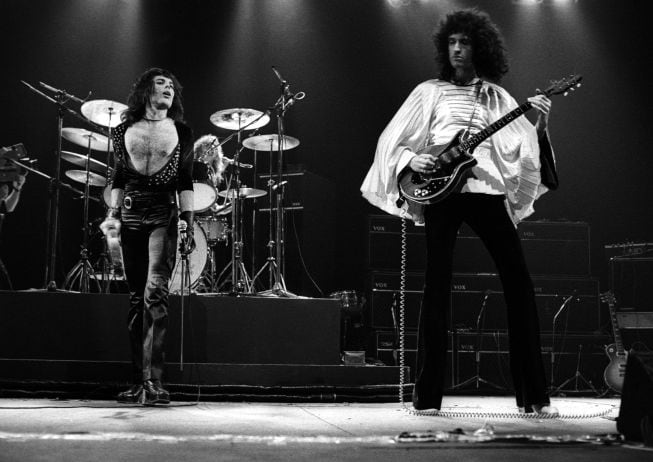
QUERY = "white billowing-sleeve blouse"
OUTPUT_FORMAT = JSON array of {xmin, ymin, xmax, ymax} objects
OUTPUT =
[{"xmin": 360, "ymin": 79, "xmax": 551, "ymax": 225}]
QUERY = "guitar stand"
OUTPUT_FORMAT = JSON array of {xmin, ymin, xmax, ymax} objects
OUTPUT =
[{"xmin": 450, "ymin": 291, "xmax": 506, "ymax": 392}]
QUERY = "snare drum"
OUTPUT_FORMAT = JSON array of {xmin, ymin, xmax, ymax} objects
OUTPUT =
[
  {"xmin": 191, "ymin": 161, "xmax": 217, "ymax": 212},
  {"xmin": 196, "ymin": 215, "xmax": 229, "ymax": 243},
  {"xmin": 169, "ymin": 220, "xmax": 208, "ymax": 293}
]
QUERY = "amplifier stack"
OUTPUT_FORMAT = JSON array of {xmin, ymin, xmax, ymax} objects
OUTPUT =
[{"xmin": 366, "ymin": 214, "xmax": 605, "ymax": 392}]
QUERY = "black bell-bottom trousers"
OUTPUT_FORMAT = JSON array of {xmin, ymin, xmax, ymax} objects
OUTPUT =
[
  {"xmin": 412, "ymin": 193, "xmax": 550, "ymax": 410},
  {"xmin": 121, "ymin": 195, "xmax": 177, "ymax": 384}
]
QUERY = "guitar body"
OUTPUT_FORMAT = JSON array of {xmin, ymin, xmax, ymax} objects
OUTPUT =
[
  {"xmin": 398, "ymin": 130, "xmax": 477, "ymax": 205},
  {"xmin": 603, "ymin": 344, "xmax": 628, "ymax": 393}
]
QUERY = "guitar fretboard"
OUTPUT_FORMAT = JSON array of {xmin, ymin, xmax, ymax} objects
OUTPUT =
[
  {"xmin": 609, "ymin": 306, "xmax": 626, "ymax": 355},
  {"xmin": 459, "ymin": 101, "xmax": 533, "ymax": 152}
]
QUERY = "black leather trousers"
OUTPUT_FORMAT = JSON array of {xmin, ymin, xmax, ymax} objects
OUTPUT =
[{"xmin": 121, "ymin": 191, "xmax": 177, "ymax": 383}]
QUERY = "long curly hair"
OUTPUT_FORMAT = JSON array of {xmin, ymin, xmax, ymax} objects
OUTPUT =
[
  {"xmin": 122, "ymin": 67, "xmax": 185, "ymax": 125},
  {"xmin": 432, "ymin": 9, "xmax": 509, "ymax": 83}
]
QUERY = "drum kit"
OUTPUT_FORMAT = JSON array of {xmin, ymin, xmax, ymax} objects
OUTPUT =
[
  {"xmin": 170, "ymin": 105, "xmax": 301, "ymax": 296},
  {"xmin": 20, "ymin": 69, "xmax": 304, "ymax": 296}
]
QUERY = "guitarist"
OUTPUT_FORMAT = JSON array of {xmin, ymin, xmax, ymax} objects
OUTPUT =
[
  {"xmin": 361, "ymin": 9, "xmax": 559, "ymax": 415},
  {"xmin": 100, "ymin": 68, "xmax": 195, "ymax": 406}
]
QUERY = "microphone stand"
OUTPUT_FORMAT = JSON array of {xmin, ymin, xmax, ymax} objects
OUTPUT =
[
  {"xmin": 254, "ymin": 67, "xmax": 304, "ymax": 298},
  {"xmin": 550, "ymin": 293, "xmax": 598, "ymax": 395},
  {"xmin": 178, "ymin": 233, "xmax": 190, "ymax": 371},
  {"xmin": 21, "ymin": 80, "xmax": 102, "ymax": 290},
  {"xmin": 451, "ymin": 290, "xmax": 506, "ymax": 391}
]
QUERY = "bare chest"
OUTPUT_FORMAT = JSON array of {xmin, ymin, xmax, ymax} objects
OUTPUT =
[{"xmin": 124, "ymin": 121, "xmax": 179, "ymax": 175}]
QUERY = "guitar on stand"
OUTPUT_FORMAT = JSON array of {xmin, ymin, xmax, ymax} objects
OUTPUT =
[
  {"xmin": 397, "ymin": 74, "xmax": 582, "ymax": 205},
  {"xmin": 601, "ymin": 291, "xmax": 628, "ymax": 393}
]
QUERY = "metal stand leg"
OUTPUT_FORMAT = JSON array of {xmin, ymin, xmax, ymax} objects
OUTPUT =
[
  {"xmin": 551, "ymin": 344, "xmax": 599, "ymax": 396},
  {"xmin": 63, "ymin": 139, "xmax": 100, "ymax": 292}
]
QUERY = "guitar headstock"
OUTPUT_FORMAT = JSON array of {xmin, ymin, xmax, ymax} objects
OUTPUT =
[
  {"xmin": 542, "ymin": 74, "xmax": 583, "ymax": 97},
  {"xmin": 600, "ymin": 290, "xmax": 617, "ymax": 306}
]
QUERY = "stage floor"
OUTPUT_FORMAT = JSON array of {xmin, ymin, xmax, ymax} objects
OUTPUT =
[{"xmin": 0, "ymin": 396, "xmax": 650, "ymax": 461}]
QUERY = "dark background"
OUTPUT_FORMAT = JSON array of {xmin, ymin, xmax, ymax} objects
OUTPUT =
[{"xmin": 0, "ymin": 0, "xmax": 651, "ymax": 296}]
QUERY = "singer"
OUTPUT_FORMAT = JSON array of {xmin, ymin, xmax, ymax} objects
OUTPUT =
[
  {"xmin": 361, "ymin": 9, "xmax": 559, "ymax": 415},
  {"xmin": 100, "ymin": 68, "xmax": 195, "ymax": 406}
]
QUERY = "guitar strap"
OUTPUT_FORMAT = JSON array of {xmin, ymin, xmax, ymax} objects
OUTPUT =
[{"xmin": 463, "ymin": 80, "xmax": 484, "ymax": 140}]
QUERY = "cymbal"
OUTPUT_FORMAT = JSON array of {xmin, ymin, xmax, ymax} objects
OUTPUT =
[
  {"xmin": 62, "ymin": 127, "xmax": 113, "ymax": 152},
  {"xmin": 242, "ymin": 134, "xmax": 300, "ymax": 151},
  {"xmin": 209, "ymin": 108, "xmax": 270, "ymax": 131},
  {"xmin": 61, "ymin": 151, "xmax": 109, "ymax": 173},
  {"xmin": 80, "ymin": 99, "xmax": 127, "ymax": 128},
  {"xmin": 218, "ymin": 187, "xmax": 267, "ymax": 199},
  {"xmin": 64, "ymin": 169, "xmax": 107, "ymax": 187}
]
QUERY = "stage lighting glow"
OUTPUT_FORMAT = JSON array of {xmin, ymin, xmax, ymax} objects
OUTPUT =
[{"xmin": 387, "ymin": 0, "xmax": 413, "ymax": 8}]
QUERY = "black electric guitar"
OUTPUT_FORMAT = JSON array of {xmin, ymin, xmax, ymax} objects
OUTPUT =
[
  {"xmin": 397, "ymin": 74, "xmax": 582, "ymax": 205},
  {"xmin": 601, "ymin": 291, "xmax": 628, "ymax": 393}
]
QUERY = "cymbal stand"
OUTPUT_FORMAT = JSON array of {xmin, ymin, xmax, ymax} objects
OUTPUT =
[
  {"xmin": 226, "ymin": 128, "xmax": 253, "ymax": 294},
  {"xmin": 98, "ymin": 111, "xmax": 116, "ymax": 293},
  {"xmin": 251, "ymin": 138, "xmax": 286, "ymax": 294},
  {"xmin": 21, "ymin": 80, "xmax": 98, "ymax": 290},
  {"xmin": 254, "ymin": 68, "xmax": 304, "ymax": 297},
  {"xmin": 63, "ymin": 137, "xmax": 101, "ymax": 293}
]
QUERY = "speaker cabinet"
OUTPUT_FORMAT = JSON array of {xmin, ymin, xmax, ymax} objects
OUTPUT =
[
  {"xmin": 617, "ymin": 351, "xmax": 653, "ymax": 442},
  {"xmin": 368, "ymin": 215, "xmax": 590, "ymax": 277},
  {"xmin": 611, "ymin": 257, "xmax": 653, "ymax": 312},
  {"xmin": 367, "ymin": 271, "xmax": 600, "ymax": 333}
]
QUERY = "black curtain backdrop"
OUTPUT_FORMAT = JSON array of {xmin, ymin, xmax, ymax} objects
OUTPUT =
[{"xmin": 0, "ymin": 0, "xmax": 651, "ymax": 295}]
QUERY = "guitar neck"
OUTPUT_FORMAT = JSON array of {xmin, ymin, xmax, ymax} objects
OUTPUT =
[
  {"xmin": 459, "ymin": 101, "xmax": 533, "ymax": 152},
  {"xmin": 608, "ymin": 303, "xmax": 626, "ymax": 355}
]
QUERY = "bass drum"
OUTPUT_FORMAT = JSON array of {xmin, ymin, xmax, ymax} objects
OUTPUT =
[{"xmin": 169, "ymin": 220, "xmax": 208, "ymax": 294}]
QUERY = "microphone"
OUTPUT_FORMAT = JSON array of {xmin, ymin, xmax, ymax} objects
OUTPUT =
[
  {"xmin": 271, "ymin": 66, "xmax": 287, "ymax": 85},
  {"xmin": 223, "ymin": 157, "xmax": 253, "ymax": 168},
  {"xmin": 178, "ymin": 220, "xmax": 188, "ymax": 253}
]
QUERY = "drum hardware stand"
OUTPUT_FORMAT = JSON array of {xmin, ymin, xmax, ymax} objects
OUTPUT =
[
  {"xmin": 208, "ymin": 114, "xmax": 268, "ymax": 295},
  {"xmin": 250, "ymin": 137, "xmax": 287, "ymax": 295},
  {"xmin": 221, "ymin": 134, "xmax": 253, "ymax": 294},
  {"xmin": 550, "ymin": 294, "xmax": 599, "ymax": 395},
  {"xmin": 450, "ymin": 290, "xmax": 506, "ymax": 391},
  {"xmin": 63, "ymin": 137, "xmax": 101, "ymax": 293},
  {"xmin": 21, "ymin": 80, "xmax": 98, "ymax": 290},
  {"xmin": 253, "ymin": 66, "xmax": 304, "ymax": 297},
  {"xmin": 98, "ymin": 109, "xmax": 117, "ymax": 293}
]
